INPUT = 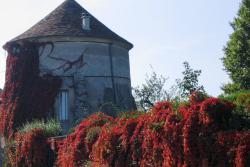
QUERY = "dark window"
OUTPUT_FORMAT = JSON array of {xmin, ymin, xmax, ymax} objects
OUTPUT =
[{"xmin": 59, "ymin": 90, "xmax": 69, "ymax": 121}]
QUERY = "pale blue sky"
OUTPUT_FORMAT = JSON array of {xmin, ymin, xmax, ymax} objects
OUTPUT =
[{"xmin": 0, "ymin": 0, "xmax": 242, "ymax": 96}]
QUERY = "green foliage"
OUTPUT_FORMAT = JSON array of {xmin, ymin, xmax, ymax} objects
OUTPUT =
[
  {"xmin": 85, "ymin": 127, "xmax": 102, "ymax": 143},
  {"xmin": 219, "ymin": 90, "xmax": 250, "ymax": 116},
  {"xmin": 118, "ymin": 111, "xmax": 146, "ymax": 119},
  {"xmin": 133, "ymin": 62, "xmax": 205, "ymax": 111},
  {"xmin": 219, "ymin": 90, "xmax": 250, "ymax": 129},
  {"xmin": 222, "ymin": 0, "xmax": 250, "ymax": 92},
  {"xmin": 221, "ymin": 82, "xmax": 242, "ymax": 94},
  {"xmin": 133, "ymin": 71, "xmax": 172, "ymax": 111},
  {"xmin": 150, "ymin": 121, "xmax": 165, "ymax": 132},
  {"xmin": 177, "ymin": 61, "xmax": 205, "ymax": 99},
  {"xmin": 18, "ymin": 119, "xmax": 62, "ymax": 137}
]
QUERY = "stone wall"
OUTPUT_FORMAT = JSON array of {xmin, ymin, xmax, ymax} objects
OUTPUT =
[{"xmin": 38, "ymin": 40, "xmax": 134, "ymax": 128}]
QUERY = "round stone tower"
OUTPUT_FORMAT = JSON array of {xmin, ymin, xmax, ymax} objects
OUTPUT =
[{"xmin": 4, "ymin": 0, "xmax": 134, "ymax": 130}]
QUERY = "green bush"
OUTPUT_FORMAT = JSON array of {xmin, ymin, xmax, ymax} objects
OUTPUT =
[
  {"xmin": 219, "ymin": 90, "xmax": 250, "ymax": 116},
  {"xmin": 3, "ymin": 120, "xmax": 61, "ymax": 167},
  {"xmin": 219, "ymin": 90, "xmax": 250, "ymax": 129},
  {"xmin": 18, "ymin": 119, "xmax": 62, "ymax": 137}
]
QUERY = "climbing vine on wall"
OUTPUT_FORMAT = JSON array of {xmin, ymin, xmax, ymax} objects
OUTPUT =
[{"xmin": 0, "ymin": 41, "xmax": 61, "ymax": 139}]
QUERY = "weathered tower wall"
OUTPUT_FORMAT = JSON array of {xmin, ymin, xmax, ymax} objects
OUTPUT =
[{"xmin": 38, "ymin": 38, "xmax": 134, "ymax": 127}]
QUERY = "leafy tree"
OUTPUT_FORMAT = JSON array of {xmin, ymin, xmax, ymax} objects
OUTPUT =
[
  {"xmin": 177, "ymin": 61, "xmax": 205, "ymax": 99},
  {"xmin": 221, "ymin": 83, "xmax": 242, "ymax": 94},
  {"xmin": 133, "ymin": 62, "xmax": 204, "ymax": 111},
  {"xmin": 133, "ymin": 71, "xmax": 176, "ymax": 111},
  {"xmin": 222, "ymin": 0, "xmax": 250, "ymax": 93}
]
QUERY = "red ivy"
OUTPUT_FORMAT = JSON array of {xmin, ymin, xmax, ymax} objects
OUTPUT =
[
  {"xmin": 56, "ymin": 112, "xmax": 113, "ymax": 167},
  {"xmin": 56, "ymin": 97, "xmax": 249, "ymax": 167},
  {"xmin": 0, "ymin": 41, "xmax": 61, "ymax": 139},
  {"xmin": 7, "ymin": 129, "xmax": 53, "ymax": 167}
]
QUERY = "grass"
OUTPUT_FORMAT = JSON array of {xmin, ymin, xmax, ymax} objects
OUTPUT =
[{"xmin": 18, "ymin": 119, "xmax": 62, "ymax": 137}]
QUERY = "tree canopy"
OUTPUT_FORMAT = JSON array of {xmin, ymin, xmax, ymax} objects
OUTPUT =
[
  {"xmin": 133, "ymin": 62, "xmax": 205, "ymax": 111},
  {"xmin": 133, "ymin": 71, "xmax": 170, "ymax": 111},
  {"xmin": 177, "ymin": 61, "xmax": 205, "ymax": 99},
  {"xmin": 222, "ymin": 0, "xmax": 250, "ymax": 93}
]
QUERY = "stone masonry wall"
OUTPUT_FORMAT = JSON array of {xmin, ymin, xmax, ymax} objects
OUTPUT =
[{"xmin": 38, "ymin": 41, "xmax": 134, "ymax": 128}]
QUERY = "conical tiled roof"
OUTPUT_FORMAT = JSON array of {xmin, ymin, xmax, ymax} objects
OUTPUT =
[{"xmin": 8, "ymin": 0, "xmax": 133, "ymax": 49}]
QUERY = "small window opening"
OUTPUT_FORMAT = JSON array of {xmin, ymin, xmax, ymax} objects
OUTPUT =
[{"xmin": 59, "ymin": 90, "xmax": 69, "ymax": 121}]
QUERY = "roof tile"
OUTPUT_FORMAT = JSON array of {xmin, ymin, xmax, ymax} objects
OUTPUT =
[{"xmin": 9, "ymin": 0, "xmax": 133, "ymax": 49}]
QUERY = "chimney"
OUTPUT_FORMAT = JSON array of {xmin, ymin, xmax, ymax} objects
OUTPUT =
[{"xmin": 81, "ymin": 12, "xmax": 91, "ymax": 30}]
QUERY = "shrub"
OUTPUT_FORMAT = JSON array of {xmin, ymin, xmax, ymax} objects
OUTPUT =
[
  {"xmin": 85, "ymin": 127, "xmax": 102, "ymax": 144},
  {"xmin": 219, "ymin": 91, "xmax": 250, "ymax": 129},
  {"xmin": 189, "ymin": 91, "xmax": 208, "ymax": 105},
  {"xmin": 56, "ymin": 113, "xmax": 113, "ymax": 167},
  {"xmin": 118, "ymin": 111, "xmax": 145, "ymax": 119},
  {"xmin": 200, "ymin": 98, "xmax": 235, "ymax": 129},
  {"xmin": 4, "ymin": 95, "xmax": 248, "ymax": 167},
  {"xmin": 220, "ymin": 90, "xmax": 250, "ymax": 115},
  {"xmin": 6, "ymin": 129, "xmax": 53, "ymax": 167},
  {"xmin": 18, "ymin": 119, "xmax": 62, "ymax": 137},
  {"xmin": 4, "ymin": 119, "xmax": 62, "ymax": 167},
  {"xmin": 235, "ymin": 92, "xmax": 250, "ymax": 115},
  {"xmin": 56, "ymin": 96, "xmax": 249, "ymax": 167}
]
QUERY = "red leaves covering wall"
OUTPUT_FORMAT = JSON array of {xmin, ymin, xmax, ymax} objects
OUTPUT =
[
  {"xmin": 0, "ymin": 41, "xmax": 61, "ymax": 139},
  {"xmin": 57, "ymin": 95, "xmax": 250, "ymax": 167}
]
